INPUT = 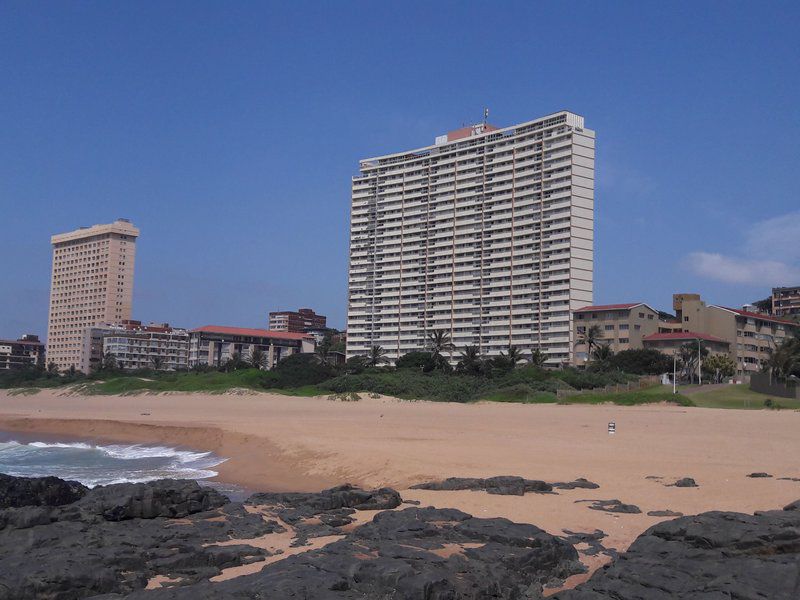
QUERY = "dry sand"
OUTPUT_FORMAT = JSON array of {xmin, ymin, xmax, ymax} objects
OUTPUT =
[{"xmin": 2, "ymin": 388, "xmax": 799, "ymax": 582}]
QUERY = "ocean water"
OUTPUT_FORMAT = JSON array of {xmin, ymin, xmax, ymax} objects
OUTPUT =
[{"xmin": 0, "ymin": 434, "xmax": 228, "ymax": 488}]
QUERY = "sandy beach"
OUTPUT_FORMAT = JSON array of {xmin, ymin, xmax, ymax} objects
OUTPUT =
[{"xmin": 2, "ymin": 388, "xmax": 799, "ymax": 583}]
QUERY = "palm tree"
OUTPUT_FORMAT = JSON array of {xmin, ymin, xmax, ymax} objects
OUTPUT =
[
  {"xmin": 250, "ymin": 347, "xmax": 266, "ymax": 370},
  {"xmin": 590, "ymin": 344, "xmax": 614, "ymax": 371},
  {"xmin": 315, "ymin": 337, "xmax": 332, "ymax": 366},
  {"xmin": 576, "ymin": 325, "xmax": 604, "ymax": 363},
  {"xmin": 528, "ymin": 348, "xmax": 548, "ymax": 368},
  {"xmin": 765, "ymin": 338, "xmax": 800, "ymax": 383},
  {"xmin": 365, "ymin": 345, "xmax": 388, "ymax": 368},
  {"xmin": 150, "ymin": 355, "xmax": 165, "ymax": 371},
  {"xmin": 46, "ymin": 361, "xmax": 58, "ymax": 375},
  {"xmin": 503, "ymin": 346, "xmax": 525, "ymax": 366},
  {"xmin": 427, "ymin": 330, "xmax": 455, "ymax": 359},
  {"xmin": 456, "ymin": 346, "xmax": 483, "ymax": 375}
]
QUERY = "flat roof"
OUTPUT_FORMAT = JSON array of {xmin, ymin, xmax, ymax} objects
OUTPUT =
[
  {"xmin": 643, "ymin": 331, "xmax": 728, "ymax": 344},
  {"xmin": 191, "ymin": 325, "xmax": 312, "ymax": 341},
  {"xmin": 711, "ymin": 306, "xmax": 798, "ymax": 326}
]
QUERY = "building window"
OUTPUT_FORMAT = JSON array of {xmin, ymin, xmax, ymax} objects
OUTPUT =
[
  {"xmin": 605, "ymin": 325, "xmax": 614, "ymax": 331},
  {"xmin": 619, "ymin": 338, "xmax": 629, "ymax": 344},
  {"xmin": 619, "ymin": 324, "xmax": 629, "ymax": 330}
]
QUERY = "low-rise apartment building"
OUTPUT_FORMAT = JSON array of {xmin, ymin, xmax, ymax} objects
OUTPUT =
[
  {"xmin": 572, "ymin": 293, "xmax": 800, "ymax": 379},
  {"xmin": 80, "ymin": 321, "xmax": 188, "ymax": 372},
  {"xmin": 189, "ymin": 326, "xmax": 315, "ymax": 369},
  {"xmin": 641, "ymin": 331, "xmax": 730, "ymax": 357},
  {"xmin": 268, "ymin": 308, "xmax": 326, "ymax": 333},
  {"xmin": 573, "ymin": 303, "xmax": 660, "ymax": 366},
  {"xmin": 0, "ymin": 335, "xmax": 45, "ymax": 370},
  {"xmin": 772, "ymin": 286, "xmax": 800, "ymax": 318}
]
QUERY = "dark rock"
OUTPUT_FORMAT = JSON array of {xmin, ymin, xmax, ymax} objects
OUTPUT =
[
  {"xmin": 0, "ymin": 472, "xmax": 88, "ymax": 508},
  {"xmin": 122, "ymin": 507, "xmax": 585, "ymax": 599},
  {"xmin": 579, "ymin": 499, "xmax": 642, "ymax": 514},
  {"xmin": 748, "ymin": 472, "xmax": 773, "ymax": 478},
  {"xmin": 554, "ymin": 505, "xmax": 800, "ymax": 599},
  {"xmin": 562, "ymin": 529, "xmax": 615, "ymax": 558},
  {"xmin": 0, "ymin": 475, "xmax": 272, "ymax": 599},
  {"xmin": 411, "ymin": 475, "xmax": 554, "ymax": 495},
  {"xmin": 647, "ymin": 509, "xmax": 684, "ymax": 517},
  {"xmin": 778, "ymin": 477, "xmax": 800, "ymax": 482},
  {"xmin": 783, "ymin": 499, "xmax": 800, "ymax": 511},
  {"xmin": 672, "ymin": 477, "xmax": 698, "ymax": 487},
  {"xmin": 246, "ymin": 483, "xmax": 402, "ymax": 512},
  {"xmin": 402, "ymin": 499, "xmax": 421, "ymax": 505},
  {"xmin": 69, "ymin": 478, "xmax": 228, "ymax": 521},
  {"xmin": 553, "ymin": 478, "xmax": 600, "ymax": 490}
]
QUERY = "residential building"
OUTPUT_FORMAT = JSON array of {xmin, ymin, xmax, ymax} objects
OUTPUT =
[
  {"xmin": 47, "ymin": 219, "xmax": 139, "ymax": 371},
  {"xmin": 0, "ymin": 335, "xmax": 45, "ymax": 370},
  {"xmin": 189, "ymin": 326, "xmax": 315, "ymax": 369},
  {"xmin": 573, "ymin": 303, "xmax": 660, "ymax": 366},
  {"xmin": 98, "ymin": 321, "xmax": 189, "ymax": 372},
  {"xmin": 641, "ymin": 331, "xmax": 730, "ymax": 357},
  {"xmin": 269, "ymin": 308, "xmax": 327, "ymax": 333},
  {"xmin": 347, "ymin": 110, "xmax": 595, "ymax": 365},
  {"xmin": 572, "ymin": 293, "xmax": 800, "ymax": 379},
  {"xmin": 772, "ymin": 286, "xmax": 800, "ymax": 318}
]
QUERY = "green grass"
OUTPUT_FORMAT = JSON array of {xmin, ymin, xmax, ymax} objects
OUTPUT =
[
  {"xmin": 81, "ymin": 370, "xmax": 275, "ymax": 395},
  {"xmin": 555, "ymin": 384, "xmax": 694, "ymax": 407},
  {"xmin": 685, "ymin": 385, "xmax": 800, "ymax": 410}
]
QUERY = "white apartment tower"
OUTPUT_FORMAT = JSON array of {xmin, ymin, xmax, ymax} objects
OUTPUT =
[
  {"xmin": 346, "ymin": 111, "xmax": 594, "ymax": 365},
  {"xmin": 47, "ymin": 219, "xmax": 139, "ymax": 371}
]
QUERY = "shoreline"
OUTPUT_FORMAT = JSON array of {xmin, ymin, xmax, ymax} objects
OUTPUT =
[
  {"xmin": 0, "ymin": 415, "xmax": 338, "ymax": 493},
  {"xmin": 2, "ymin": 389, "xmax": 800, "ymax": 570}
]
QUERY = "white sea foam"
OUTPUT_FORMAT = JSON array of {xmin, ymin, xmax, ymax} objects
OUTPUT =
[{"xmin": 0, "ymin": 438, "xmax": 227, "ymax": 487}]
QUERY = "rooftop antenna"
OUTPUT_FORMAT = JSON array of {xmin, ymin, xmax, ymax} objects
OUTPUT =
[{"xmin": 483, "ymin": 107, "xmax": 489, "ymax": 125}]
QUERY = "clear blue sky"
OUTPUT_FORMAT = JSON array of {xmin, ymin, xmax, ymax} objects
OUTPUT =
[{"xmin": 1, "ymin": 1, "xmax": 799, "ymax": 338}]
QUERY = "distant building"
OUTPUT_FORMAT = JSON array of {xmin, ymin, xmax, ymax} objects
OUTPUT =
[
  {"xmin": 47, "ymin": 219, "xmax": 139, "ymax": 372},
  {"xmin": 80, "ymin": 321, "xmax": 189, "ymax": 373},
  {"xmin": 189, "ymin": 326, "xmax": 315, "ymax": 369},
  {"xmin": 0, "ymin": 335, "xmax": 45, "ymax": 370},
  {"xmin": 269, "ymin": 308, "xmax": 327, "ymax": 333},
  {"xmin": 572, "ymin": 293, "xmax": 800, "ymax": 379},
  {"xmin": 573, "ymin": 303, "xmax": 660, "ymax": 366},
  {"xmin": 772, "ymin": 286, "xmax": 800, "ymax": 318}
]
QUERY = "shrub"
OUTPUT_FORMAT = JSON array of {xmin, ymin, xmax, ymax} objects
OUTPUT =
[
  {"xmin": 607, "ymin": 349, "xmax": 673, "ymax": 375},
  {"xmin": 268, "ymin": 353, "xmax": 337, "ymax": 388}
]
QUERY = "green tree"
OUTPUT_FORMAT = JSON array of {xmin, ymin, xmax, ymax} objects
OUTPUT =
[
  {"xmin": 528, "ymin": 348, "xmax": 548, "ymax": 369},
  {"xmin": 46, "ymin": 361, "xmax": 59, "ymax": 375},
  {"xmin": 679, "ymin": 341, "xmax": 708, "ymax": 383},
  {"xmin": 576, "ymin": 325, "xmax": 604, "ymax": 363},
  {"xmin": 456, "ymin": 346, "xmax": 484, "ymax": 375},
  {"xmin": 590, "ymin": 344, "xmax": 614, "ymax": 371},
  {"xmin": 366, "ymin": 345, "xmax": 388, "ymax": 368},
  {"xmin": 250, "ymin": 347, "xmax": 267, "ymax": 370},
  {"xmin": 101, "ymin": 353, "xmax": 118, "ymax": 372},
  {"xmin": 764, "ymin": 337, "xmax": 800, "ymax": 383},
  {"xmin": 702, "ymin": 353, "xmax": 736, "ymax": 383},
  {"xmin": 607, "ymin": 349, "xmax": 672, "ymax": 375},
  {"xmin": 396, "ymin": 351, "xmax": 434, "ymax": 370},
  {"xmin": 150, "ymin": 355, "xmax": 165, "ymax": 371},
  {"xmin": 427, "ymin": 330, "xmax": 455, "ymax": 362}
]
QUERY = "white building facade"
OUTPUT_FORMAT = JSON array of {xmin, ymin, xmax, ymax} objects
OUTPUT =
[{"xmin": 346, "ymin": 111, "xmax": 594, "ymax": 365}]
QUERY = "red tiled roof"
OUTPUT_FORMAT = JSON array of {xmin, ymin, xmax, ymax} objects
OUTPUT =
[
  {"xmin": 575, "ymin": 303, "xmax": 643, "ymax": 312},
  {"xmin": 712, "ymin": 306, "xmax": 798, "ymax": 326},
  {"xmin": 643, "ymin": 331, "xmax": 728, "ymax": 344},
  {"xmin": 191, "ymin": 325, "xmax": 312, "ymax": 341}
]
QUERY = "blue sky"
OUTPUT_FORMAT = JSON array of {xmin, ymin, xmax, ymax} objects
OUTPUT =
[{"xmin": 1, "ymin": 1, "xmax": 798, "ymax": 337}]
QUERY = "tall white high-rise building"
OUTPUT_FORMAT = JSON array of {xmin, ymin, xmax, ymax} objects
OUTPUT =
[
  {"xmin": 47, "ymin": 219, "xmax": 139, "ymax": 371},
  {"xmin": 346, "ymin": 111, "xmax": 594, "ymax": 365}
]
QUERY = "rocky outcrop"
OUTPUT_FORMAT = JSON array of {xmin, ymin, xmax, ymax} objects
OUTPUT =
[
  {"xmin": 672, "ymin": 477, "xmax": 698, "ymax": 487},
  {"xmin": 411, "ymin": 475, "xmax": 597, "ymax": 496},
  {"xmin": 748, "ymin": 472, "xmax": 773, "ymax": 478},
  {"xmin": 554, "ymin": 503, "xmax": 800, "ymax": 599},
  {"xmin": 120, "ymin": 506, "xmax": 585, "ymax": 599},
  {"xmin": 69, "ymin": 478, "xmax": 228, "ymax": 521},
  {"xmin": 647, "ymin": 509, "xmax": 683, "ymax": 517},
  {"xmin": 579, "ymin": 499, "xmax": 642, "ymax": 514},
  {"xmin": 0, "ymin": 472, "xmax": 88, "ymax": 508}
]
